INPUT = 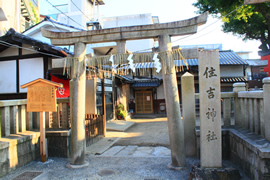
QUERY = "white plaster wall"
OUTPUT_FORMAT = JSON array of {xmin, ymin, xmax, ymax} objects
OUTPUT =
[
  {"xmin": 19, "ymin": 58, "xmax": 44, "ymax": 92},
  {"xmin": 220, "ymin": 66, "xmax": 244, "ymax": 77},
  {"xmin": 0, "ymin": 60, "xmax": 16, "ymax": 93},
  {"xmin": 0, "ymin": 47, "xmax": 19, "ymax": 57},
  {"xmin": 52, "ymin": 58, "xmax": 65, "ymax": 68},
  {"xmin": 22, "ymin": 44, "xmax": 37, "ymax": 55},
  {"xmin": 157, "ymin": 83, "xmax": 165, "ymax": 99},
  {"xmin": 28, "ymin": 31, "xmax": 52, "ymax": 44}
]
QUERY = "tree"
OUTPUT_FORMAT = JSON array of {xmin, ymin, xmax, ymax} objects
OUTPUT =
[{"xmin": 193, "ymin": 0, "xmax": 270, "ymax": 51}]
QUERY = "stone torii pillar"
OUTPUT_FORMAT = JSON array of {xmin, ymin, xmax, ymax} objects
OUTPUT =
[
  {"xmin": 67, "ymin": 42, "xmax": 88, "ymax": 168},
  {"xmin": 41, "ymin": 12, "xmax": 208, "ymax": 168},
  {"xmin": 159, "ymin": 35, "xmax": 186, "ymax": 168}
]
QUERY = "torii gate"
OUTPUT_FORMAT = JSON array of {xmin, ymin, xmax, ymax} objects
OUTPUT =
[{"xmin": 41, "ymin": 12, "xmax": 208, "ymax": 169}]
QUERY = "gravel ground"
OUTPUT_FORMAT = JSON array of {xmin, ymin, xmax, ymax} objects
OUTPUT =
[
  {"xmin": 2, "ymin": 156, "xmax": 199, "ymax": 180},
  {"xmin": 114, "ymin": 118, "xmax": 170, "ymax": 147},
  {"xmin": 2, "ymin": 117, "xmax": 250, "ymax": 180}
]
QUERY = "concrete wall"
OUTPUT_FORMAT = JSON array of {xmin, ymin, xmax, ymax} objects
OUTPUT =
[
  {"xmin": 0, "ymin": 131, "xmax": 40, "ymax": 177},
  {"xmin": 101, "ymin": 14, "xmax": 154, "ymax": 52},
  {"xmin": 220, "ymin": 66, "xmax": 244, "ymax": 77},
  {"xmin": 196, "ymin": 128, "xmax": 270, "ymax": 180},
  {"xmin": 0, "ymin": 0, "xmax": 21, "ymax": 35},
  {"xmin": 55, "ymin": 0, "xmax": 93, "ymax": 29}
]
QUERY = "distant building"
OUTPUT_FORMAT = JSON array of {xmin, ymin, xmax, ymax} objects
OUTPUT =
[
  {"xmin": 45, "ymin": 0, "xmax": 104, "ymax": 30},
  {"xmin": 180, "ymin": 44, "xmax": 223, "ymax": 51},
  {"xmin": 235, "ymin": 51, "xmax": 252, "ymax": 60},
  {"xmin": 0, "ymin": 28, "xmax": 70, "ymax": 100},
  {"xmin": 0, "ymin": 0, "xmax": 39, "ymax": 36}
]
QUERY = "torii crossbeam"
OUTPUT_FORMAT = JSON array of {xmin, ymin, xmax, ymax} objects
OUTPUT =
[{"xmin": 42, "ymin": 12, "xmax": 208, "ymax": 169}]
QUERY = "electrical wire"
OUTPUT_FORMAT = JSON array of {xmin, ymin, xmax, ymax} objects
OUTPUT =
[
  {"xmin": 0, "ymin": 40, "xmax": 65, "ymax": 58},
  {"xmin": 135, "ymin": 0, "xmax": 252, "ymax": 52},
  {"xmin": 48, "ymin": 19, "xmax": 64, "ymax": 32},
  {"xmin": 45, "ymin": 0, "xmax": 86, "ymax": 29},
  {"xmin": 70, "ymin": 0, "xmax": 91, "ymax": 21},
  {"xmin": 171, "ymin": 0, "xmax": 251, "ymax": 44}
]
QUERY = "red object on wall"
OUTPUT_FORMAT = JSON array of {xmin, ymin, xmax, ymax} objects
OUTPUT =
[
  {"xmin": 51, "ymin": 74, "xmax": 70, "ymax": 98},
  {"xmin": 262, "ymin": 54, "xmax": 270, "ymax": 77}
]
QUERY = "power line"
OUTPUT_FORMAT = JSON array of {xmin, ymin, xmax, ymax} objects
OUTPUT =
[
  {"xmin": 45, "ymin": 0, "xmax": 86, "ymax": 29},
  {"xmin": 70, "ymin": 0, "xmax": 91, "ymax": 21},
  {"xmin": 171, "ymin": 1, "xmax": 250, "ymax": 44},
  {"xmin": 0, "ymin": 40, "xmax": 65, "ymax": 58},
  {"xmin": 135, "ymin": 1, "xmax": 251, "ymax": 53}
]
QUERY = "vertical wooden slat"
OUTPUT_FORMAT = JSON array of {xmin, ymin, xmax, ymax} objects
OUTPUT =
[
  {"xmin": 26, "ymin": 112, "xmax": 33, "ymax": 130},
  {"xmin": 1, "ymin": 106, "xmax": 10, "ymax": 137},
  {"xmin": 20, "ymin": 105, "xmax": 26, "ymax": 132},
  {"xmin": 45, "ymin": 112, "xmax": 50, "ymax": 128},
  {"xmin": 253, "ymin": 99, "xmax": 259, "ymax": 134},
  {"xmin": 102, "ymin": 73, "xmax": 106, "ymax": 137},
  {"xmin": 57, "ymin": 103, "xmax": 61, "ymax": 128},
  {"xmin": 62, "ymin": 103, "xmax": 69, "ymax": 129},
  {"xmin": 10, "ymin": 105, "xmax": 19, "ymax": 134},
  {"xmin": 248, "ymin": 98, "xmax": 254, "ymax": 132},
  {"xmin": 52, "ymin": 104, "xmax": 58, "ymax": 129},
  {"xmin": 32, "ymin": 112, "xmax": 39, "ymax": 129},
  {"xmin": 260, "ymin": 100, "xmax": 265, "ymax": 137}
]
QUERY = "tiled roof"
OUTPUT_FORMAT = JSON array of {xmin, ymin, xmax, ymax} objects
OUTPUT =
[
  {"xmin": 115, "ymin": 51, "xmax": 247, "ymax": 70},
  {"xmin": 219, "ymin": 51, "xmax": 247, "ymax": 65},
  {"xmin": 220, "ymin": 77, "xmax": 247, "ymax": 83},
  {"xmin": 115, "ymin": 74, "xmax": 134, "ymax": 83},
  {"xmin": 175, "ymin": 51, "xmax": 247, "ymax": 66},
  {"xmin": 246, "ymin": 60, "xmax": 268, "ymax": 66},
  {"xmin": 22, "ymin": 16, "xmax": 85, "ymax": 34},
  {"xmin": 132, "ymin": 80, "xmax": 160, "ymax": 87},
  {"xmin": 0, "ymin": 28, "xmax": 71, "ymax": 56}
]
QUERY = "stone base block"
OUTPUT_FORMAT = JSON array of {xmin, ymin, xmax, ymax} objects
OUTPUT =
[{"xmin": 189, "ymin": 163, "xmax": 241, "ymax": 180}]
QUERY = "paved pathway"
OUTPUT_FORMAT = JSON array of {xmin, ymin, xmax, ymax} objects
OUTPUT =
[{"xmin": 2, "ymin": 117, "xmax": 250, "ymax": 180}]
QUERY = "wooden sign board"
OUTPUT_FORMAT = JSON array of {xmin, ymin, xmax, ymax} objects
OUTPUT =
[{"xmin": 21, "ymin": 78, "xmax": 63, "ymax": 112}]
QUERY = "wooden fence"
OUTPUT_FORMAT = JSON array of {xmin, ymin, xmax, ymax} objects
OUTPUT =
[
  {"xmin": 0, "ymin": 98, "xmax": 105, "ymax": 144},
  {"xmin": 85, "ymin": 114, "xmax": 105, "ymax": 146}
]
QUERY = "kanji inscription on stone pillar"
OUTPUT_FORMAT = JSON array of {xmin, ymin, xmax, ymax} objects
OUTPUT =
[{"xmin": 199, "ymin": 50, "xmax": 222, "ymax": 168}]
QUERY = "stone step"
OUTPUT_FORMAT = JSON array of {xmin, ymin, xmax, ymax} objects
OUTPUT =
[
  {"xmin": 115, "ymin": 145, "xmax": 138, "ymax": 156},
  {"xmin": 85, "ymin": 137, "xmax": 121, "ymax": 155},
  {"xmin": 102, "ymin": 146, "xmax": 126, "ymax": 156}
]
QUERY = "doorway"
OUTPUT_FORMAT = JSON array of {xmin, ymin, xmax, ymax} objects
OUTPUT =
[{"xmin": 135, "ymin": 91, "xmax": 153, "ymax": 113}]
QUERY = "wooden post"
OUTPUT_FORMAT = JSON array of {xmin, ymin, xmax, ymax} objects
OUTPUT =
[
  {"xmin": 102, "ymin": 73, "xmax": 106, "ymax": 137},
  {"xmin": 39, "ymin": 111, "xmax": 47, "ymax": 162}
]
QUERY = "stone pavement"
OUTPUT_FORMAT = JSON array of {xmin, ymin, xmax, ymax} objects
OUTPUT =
[
  {"xmin": 2, "ymin": 118, "xmax": 250, "ymax": 180},
  {"xmin": 106, "ymin": 120, "xmax": 136, "ymax": 132},
  {"xmin": 2, "ymin": 156, "xmax": 199, "ymax": 180}
]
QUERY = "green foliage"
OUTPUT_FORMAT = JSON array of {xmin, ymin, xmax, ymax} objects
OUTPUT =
[
  {"xmin": 117, "ymin": 103, "xmax": 127, "ymax": 118},
  {"xmin": 29, "ymin": 0, "xmax": 39, "ymax": 24},
  {"xmin": 117, "ymin": 110, "xmax": 127, "ymax": 118},
  {"xmin": 193, "ymin": 0, "xmax": 270, "ymax": 51}
]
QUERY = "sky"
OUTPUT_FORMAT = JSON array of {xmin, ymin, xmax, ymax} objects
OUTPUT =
[{"xmin": 40, "ymin": 0, "xmax": 261, "ymax": 59}]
